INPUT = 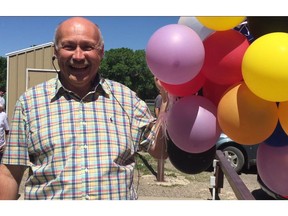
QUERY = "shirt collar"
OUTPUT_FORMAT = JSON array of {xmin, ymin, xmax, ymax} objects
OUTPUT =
[{"xmin": 50, "ymin": 73, "xmax": 110, "ymax": 102}]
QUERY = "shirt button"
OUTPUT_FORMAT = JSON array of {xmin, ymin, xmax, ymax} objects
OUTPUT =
[
  {"xmin": 85, "ymin": 195, "xmax": 90, "ymax": 200},
  {"xmin": 85, "ymin": 168, "xmax": 89, "ymax": 172}
]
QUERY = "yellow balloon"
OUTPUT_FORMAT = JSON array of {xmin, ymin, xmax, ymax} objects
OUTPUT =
[
  {"xmin": 278, "ymin": 101, "xmax": 288, "ymax": 135},
  {"xmin": 242, "ymin": 32, "xmax": 288, "ymax": 102},
  {"xmin": 217, "ymin": 82, "xmax": 278, "ymax": 145},
  {"xmin": 196, "ymin": 16, "xmax": 246, "ymax": 31}
]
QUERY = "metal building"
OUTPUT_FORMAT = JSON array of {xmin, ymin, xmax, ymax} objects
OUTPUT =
[{"xmin": 6, "ymin": 42, "xmax": 58, "ymax": 120}]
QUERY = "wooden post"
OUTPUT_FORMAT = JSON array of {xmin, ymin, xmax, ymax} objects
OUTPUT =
[
  {"xmin": 157, "ymin": 159, "xmax": 165, "ymax": 182},
  {"xmin": 214, "ymin": 150, "xmax": 255, "ymax": 200}
]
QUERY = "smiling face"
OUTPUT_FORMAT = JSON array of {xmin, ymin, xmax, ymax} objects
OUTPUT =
[{"xmin": 54, "ymin": 17, "xmax": 104, "ymax": 97}]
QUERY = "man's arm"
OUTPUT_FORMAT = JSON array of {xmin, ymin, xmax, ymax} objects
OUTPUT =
[
  {"xmin": 148, "ymin": 123, "xmax": 168, "ymax": 160},
  {"xmin": 154, "ymin": 107, "xmax": 160, "ymax": 118},
  {"xmin": 148, "ymin": 78, "xmax": 169, "ymax": 159},
  {"xmin": 0, "ymin": 164, "xmax": 26, "ymax": 200}
]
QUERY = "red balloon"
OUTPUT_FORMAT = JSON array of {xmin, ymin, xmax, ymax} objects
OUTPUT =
[
  {"xmin": 202, "ymin": 79, "xmax": 232, "ymax": 106},
  {"xmin": 200, "ymin": 29, "xmax": 249, "ymax": 85},
  {"xmin": 160, "ymin": 72, "xmax": 205, "ymax": 97}
]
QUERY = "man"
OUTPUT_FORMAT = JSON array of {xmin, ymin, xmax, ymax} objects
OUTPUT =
[
  {"xmin": 0, "ymin": 89, "xmax": 5, "ymax": 110},
  {"xmin": 154, "ymin": 77, "xmax": 166, "ymax": 118},
  {"xmin": 0, "ymin": 104, "xmax": 9, "ymax": 162},
  {"xmin": 154, "ymin": 94, "xmax": 162, "ymax": 118},
  {"xmin": 0, "ymin": 17, "xmax": 167, "ymax": 200}
]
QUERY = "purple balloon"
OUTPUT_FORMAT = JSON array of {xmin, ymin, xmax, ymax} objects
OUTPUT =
[
  {"xmin": 166, "ymin": 95, "xmax": 221, "ymax": 153},
  {"xmin": 146, "ymin": 24, "xmax": 205, "ymax": 85},
  {"xmin": 257, "ymin": 123, "xmax": 288, "ymax": 196}
]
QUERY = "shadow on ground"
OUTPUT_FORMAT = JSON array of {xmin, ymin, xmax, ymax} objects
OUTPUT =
[{"xmin": 252, "ymin": 189, "xmax": 276, "ymax": 200}]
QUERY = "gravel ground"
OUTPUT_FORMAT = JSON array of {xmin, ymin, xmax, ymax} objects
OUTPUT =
[{"xmin": 135, "ymin": 158, "xmax": 261, "ymax": 200}]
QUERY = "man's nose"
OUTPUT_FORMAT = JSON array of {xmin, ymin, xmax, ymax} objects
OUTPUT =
[{"xmin": 73, "ymin": 47, "xmax": 85, "ymax": 60}]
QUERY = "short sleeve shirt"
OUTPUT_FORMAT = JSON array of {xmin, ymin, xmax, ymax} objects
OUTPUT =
[
  {"xmin": 0, "ymin": 112, "xmax": 9, "ymax": 147},
  {"xmin": 1, "ymin": 77, "xmax": 155, "ymax": 200},
  {"xmin": 154, "ymin": 94, "xmax": 162, "ymax": 109},
  {"xmin": 0, "ymin": 96, "xmax": 5, "ymax": 108}
]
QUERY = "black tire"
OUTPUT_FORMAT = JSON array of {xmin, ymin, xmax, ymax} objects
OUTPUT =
[{"xmin": 222, "ymin": 146, "xmax": 245, "ymax": 173}]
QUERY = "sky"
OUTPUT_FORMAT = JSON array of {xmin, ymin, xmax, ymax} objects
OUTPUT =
[
  {"xmin": 0, "ymin": 0, "xmax": 282, "ymax": 57},
  {"xmin": 0, "ymin": 16, "xmax": 180, "ymax": 57}
]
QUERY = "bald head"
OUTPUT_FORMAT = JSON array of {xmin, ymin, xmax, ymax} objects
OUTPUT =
[
  {"xmin": 52, "ymin": 17, "xmax": 105, "ymax": 98},
  {"xmin": 54, "ymin": 17, "xmax": 104, "ymax": 51}
]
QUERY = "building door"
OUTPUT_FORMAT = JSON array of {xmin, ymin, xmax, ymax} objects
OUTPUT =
[{"xmin": 27, "ymin": 68, "xmax": 57, "ymax": 90}]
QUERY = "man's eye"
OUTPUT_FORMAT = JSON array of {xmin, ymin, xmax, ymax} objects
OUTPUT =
[
  {"xmin": 82, "ymin": 45, "xmax": 95, "ymax": 51},
  {"xmin": 60, "ymin": 44, "xmax": 96, "ymax": 51},
  {"xmin": 62, "ymin": 45, "xmax": 76, "ymax": 51}
]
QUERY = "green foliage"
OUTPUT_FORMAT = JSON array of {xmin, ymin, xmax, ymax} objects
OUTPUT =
[
  {"xmin": 99, "ymin": 48, "xmax": 158, "ymax": 100},
  {"xmin": 0, "ymin": 57, "xmax": 7, "ymax": 90}
]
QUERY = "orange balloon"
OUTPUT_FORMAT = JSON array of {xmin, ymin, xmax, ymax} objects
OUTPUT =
[
  {"xmin": 278, "ymin": 101, "xmax": 288, "ymax": 135},
  {"xmin": 217, "ymin": 82, "xmax": 278, "ymax": 144}
]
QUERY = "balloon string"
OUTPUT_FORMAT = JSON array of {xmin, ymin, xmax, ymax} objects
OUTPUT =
[{"xmin": 158, "ymin": 94, "xmax": 178, "ymax": 141}]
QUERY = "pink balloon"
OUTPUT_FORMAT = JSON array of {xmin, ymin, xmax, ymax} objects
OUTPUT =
[
  {"xmin": 146, "ymin": 24, "xmax": 205, "ymax": 85},
  {"xmin": 166, "ymin": 95, "xmax": 221, "ymax": 153},
  {"xmin": 257, "ymin": 123, "xmax": 288, "ymax": 196},
  {"xmin": 160, "ymin": 72, "xmax": 206, "ymax": 97}
]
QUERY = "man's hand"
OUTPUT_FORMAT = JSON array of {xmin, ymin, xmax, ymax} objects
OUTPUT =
[{"xmin": 154, "ymin": 77, "xmax": 168, "ymax": 113}]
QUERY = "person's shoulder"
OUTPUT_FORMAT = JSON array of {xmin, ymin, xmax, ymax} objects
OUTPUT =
[
  {"xmin": 0, "ymin": 111, "xmax": 7, "ymax": 117},
  {"xmin": 155, "ymin": 94, "xmax": 162, "ymax": 101},
  {"xmin": 102, "ymin": 78, "xmax": 135, "ymax": 94},
  {"xmin": 156, "ymin": 94, "xmax": 162, "ymax": 99},
  {"xmin": 103, "ymin": 78, "xmax": 127, "ymax": 87}
]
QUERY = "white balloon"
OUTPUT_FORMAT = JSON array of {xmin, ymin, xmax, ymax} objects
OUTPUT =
[{"xmin": 178, "ymin": 16, "xmax": 214, "ymax": 41}]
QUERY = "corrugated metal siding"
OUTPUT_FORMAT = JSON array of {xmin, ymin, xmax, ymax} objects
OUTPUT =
[
  {"xmin": 7, "ymin": 43, "xmax": 56, "ymax": 119},
  {"xmin": 27, "ymin": 69, "xmax": 57, "ymax": 90}
]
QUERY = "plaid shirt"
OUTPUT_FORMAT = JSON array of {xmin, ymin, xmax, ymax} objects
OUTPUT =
[{"xmin": 1, "ymin": 76, "xmax": 155, "ymax": 200}]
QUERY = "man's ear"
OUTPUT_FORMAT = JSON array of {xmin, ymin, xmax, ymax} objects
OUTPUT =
[
  {"xmin": 53, "ymin": 45, "xmax": 59, "ymax": 59},
  {"xmin": 99, "ymin": 45, "xmax": 105, "ymax": 60},
  {"xmin": 52, "ymin": 48, "xmax": 57, "ymax": 61}
]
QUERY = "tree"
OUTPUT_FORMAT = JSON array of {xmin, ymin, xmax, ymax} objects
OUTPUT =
[
  {"xmin": 99, "ymin": 48, "xmax": 158, "ymax": 100},
  {"xmin": 0, "ymin": 57, "xmax": 7, "ymax": 90}
]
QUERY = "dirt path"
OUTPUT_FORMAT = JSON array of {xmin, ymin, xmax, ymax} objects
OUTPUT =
[{"xmin": 136, "ymin": 159, "xmax": 260, "ymax": 200}]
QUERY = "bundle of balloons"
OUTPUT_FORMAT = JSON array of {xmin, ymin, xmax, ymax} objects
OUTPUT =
[{"xmin": 146, "ymin": 16, "xmax": 288, "ymax": 196}]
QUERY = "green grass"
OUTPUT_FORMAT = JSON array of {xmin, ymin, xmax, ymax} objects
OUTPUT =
[
  {"xmin": 135, "ymin": 153, "xmax": 157, "ymax": 175},
  {"xmin": 146, "ymin": 102, "xmax": 155, "ymax": 117}
]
